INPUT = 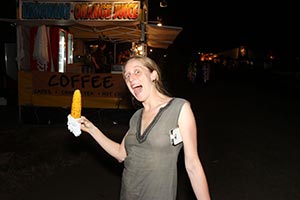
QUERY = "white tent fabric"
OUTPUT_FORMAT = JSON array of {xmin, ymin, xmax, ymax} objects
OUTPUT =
[
  {"xmin": 146, "ymin": 24, "xmax": 183, "ymax": 49},
  {"xmin": 32, "ymin": 25, "xmax": 49, "ymax": 71},
  {"xmin": 69, "ymin": 25, "xmax": 142, "ymax": 43}
]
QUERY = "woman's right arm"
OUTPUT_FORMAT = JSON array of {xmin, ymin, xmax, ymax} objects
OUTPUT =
[{"xmin": 79, "ymin": 116, "xmax": 127, "ymax": 163}]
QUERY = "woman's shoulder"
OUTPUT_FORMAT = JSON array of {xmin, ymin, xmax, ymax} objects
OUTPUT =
[
  {"xmin": 167, "ymin": 98, "xmax": 190, "ymax": 111},
  {"xmin": 172, "ymin": 97, "xmax": 189, "ymax": 104}
]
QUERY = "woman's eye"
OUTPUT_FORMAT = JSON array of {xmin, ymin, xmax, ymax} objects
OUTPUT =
[
  {"xmin": 124, "ymin": 74, "xmax": 130, "ymax": 80},
  {"xmin": 134, "ymin": 70, "xmax": 140, "ymax": 74}
]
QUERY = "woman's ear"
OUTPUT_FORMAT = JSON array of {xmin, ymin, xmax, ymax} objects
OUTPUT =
[{"xmin": 150, "ymin": 70, "xmax": 158, "ymax": 82}]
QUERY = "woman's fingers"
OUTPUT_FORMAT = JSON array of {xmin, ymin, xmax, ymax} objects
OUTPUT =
[{"xmin": 78, "ymin": 116, "xmax": 93, "ymax": 129}]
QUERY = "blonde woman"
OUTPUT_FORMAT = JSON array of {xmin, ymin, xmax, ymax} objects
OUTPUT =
[{"xmin": 79, "ymin": 56, "xmax": 211, "ymax": 200}]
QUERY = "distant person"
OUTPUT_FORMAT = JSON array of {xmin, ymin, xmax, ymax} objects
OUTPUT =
[
  {"xmin": 107, "ymin": 51, "xmax": 114, "ymax": 67},
  {"xmin": 202, "ymin": 61, "xmax": 211, "ymax": 83},
  {"xmin": 78, "ymin": 56, "xmax": 211, "ymax": 200},
  {"xmin": 187, "ymin": 60, "xmax": 198, "ymax": 83},
  {"xmin": 91, "ymin": 42, "xmax": 109, "ymax": 73},
  {"xmin": 118, "ymin": 49, "xmax": 131, "ymax": 64}
]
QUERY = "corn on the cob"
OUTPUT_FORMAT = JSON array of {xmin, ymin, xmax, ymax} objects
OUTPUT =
[{"xmin": 71, "ymin": 89, "xmax": 81, "ymax": 118}]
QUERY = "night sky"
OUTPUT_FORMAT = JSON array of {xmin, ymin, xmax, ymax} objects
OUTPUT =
[{"xmin": 149, "ymin": 1, "xmax": 300, "ymax": 55}]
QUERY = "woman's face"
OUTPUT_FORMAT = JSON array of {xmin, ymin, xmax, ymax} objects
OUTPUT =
[{"xmin": 123, "ymin": 59, "xmax": 156, "ymax": 102}]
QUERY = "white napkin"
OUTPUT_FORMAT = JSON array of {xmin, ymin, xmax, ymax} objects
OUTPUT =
[{"xmin": 67, "ymin": 114, "xmax": 81, "ymax": 137}]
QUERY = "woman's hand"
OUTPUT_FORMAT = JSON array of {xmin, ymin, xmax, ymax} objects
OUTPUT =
[{"xmin": 78, "ymin": 116, "xmax": 95, "ymax": 133}]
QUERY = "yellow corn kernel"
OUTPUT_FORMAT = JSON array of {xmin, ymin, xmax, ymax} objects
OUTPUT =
[{"xmin": 71, "ymin": 89, "xmax": 81, "ymax": 118}]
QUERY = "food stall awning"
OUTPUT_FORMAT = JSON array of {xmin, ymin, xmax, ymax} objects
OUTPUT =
[
  {"xmin": 69, "ymin": 24, "xmax": 142, "ymax": 43},
  {"xmin": 69, "ymin": 23, "xmax": 182, "ymax": 49},
  {"xmin": 146, "ymin": 24, "xmax": 183, "ymax": 49},
  {"xmin": 0, "ymin": 18, "xmax": 182, "ymax": 49}
]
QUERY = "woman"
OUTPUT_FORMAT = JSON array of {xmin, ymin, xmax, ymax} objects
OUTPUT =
[{"xmin": 79, "ymin": 56, "xmax": 211, "ymax": 200}]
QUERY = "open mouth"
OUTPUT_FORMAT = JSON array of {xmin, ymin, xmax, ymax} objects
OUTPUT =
[{"xmin": 132, "ymin": 84, "xmax": 143, "ymax": 96}]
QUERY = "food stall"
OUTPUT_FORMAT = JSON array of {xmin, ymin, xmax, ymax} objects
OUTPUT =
[{"xmin": 0, "ymin": 0, "xmax": 182, "ymax": 121}]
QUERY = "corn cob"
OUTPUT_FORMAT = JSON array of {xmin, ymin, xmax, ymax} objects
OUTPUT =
[{"xmin": 71, "ymin": 89, "xmax": 81, "ymax": 118}]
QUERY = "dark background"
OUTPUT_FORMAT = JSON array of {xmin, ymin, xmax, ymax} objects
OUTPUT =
[{"xmin": 149, "ymin": 1, "xmax": 300, "ymax": 58}]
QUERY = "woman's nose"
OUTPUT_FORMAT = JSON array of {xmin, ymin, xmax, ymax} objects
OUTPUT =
[{"xmin": 128, "ymin": 74, "xmax": 135, "ymax": 82}]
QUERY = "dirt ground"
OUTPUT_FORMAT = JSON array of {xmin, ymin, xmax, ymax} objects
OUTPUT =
[{"xmin": 1, "ymin": 70, "xmax": 300, "ymax": 200}]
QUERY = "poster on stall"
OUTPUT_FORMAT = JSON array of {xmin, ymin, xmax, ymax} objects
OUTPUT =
[{"xmin": 18, "ymin": 71, "xmax": 131, "ymax": 109}]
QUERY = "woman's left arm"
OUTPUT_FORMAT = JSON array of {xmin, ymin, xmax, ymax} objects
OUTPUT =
[{"xmin": 179, "ymin": 102, "xmax": 211, "ymax": 200}]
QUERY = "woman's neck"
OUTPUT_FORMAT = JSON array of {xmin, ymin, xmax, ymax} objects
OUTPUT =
[{"xmin": 142, "ymin": 93, "xmax": 171, "ymax": 111}]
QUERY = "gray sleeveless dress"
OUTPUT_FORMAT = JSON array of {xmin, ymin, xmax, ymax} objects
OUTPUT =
[{"xmin": 120, "ymin": 98, "xmax": 186, "ymax": 200}]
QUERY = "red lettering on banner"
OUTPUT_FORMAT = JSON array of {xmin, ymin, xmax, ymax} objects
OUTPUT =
[
  {"xmin": 113, "ymin": 3, "xmax": 138, "ymax": 19},
  {"xmin": 74, "ymin": 2, "xmax": 138, "ymax": 20}
]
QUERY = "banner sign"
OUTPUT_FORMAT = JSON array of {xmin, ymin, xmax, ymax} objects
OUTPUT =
[
  {"xmin": 31, "ymin": 71, "xmax": 128, "ymax": 98},
  {"xmin": 20, "ymin": 1, "xmax": 140, "ymax": 21}
]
